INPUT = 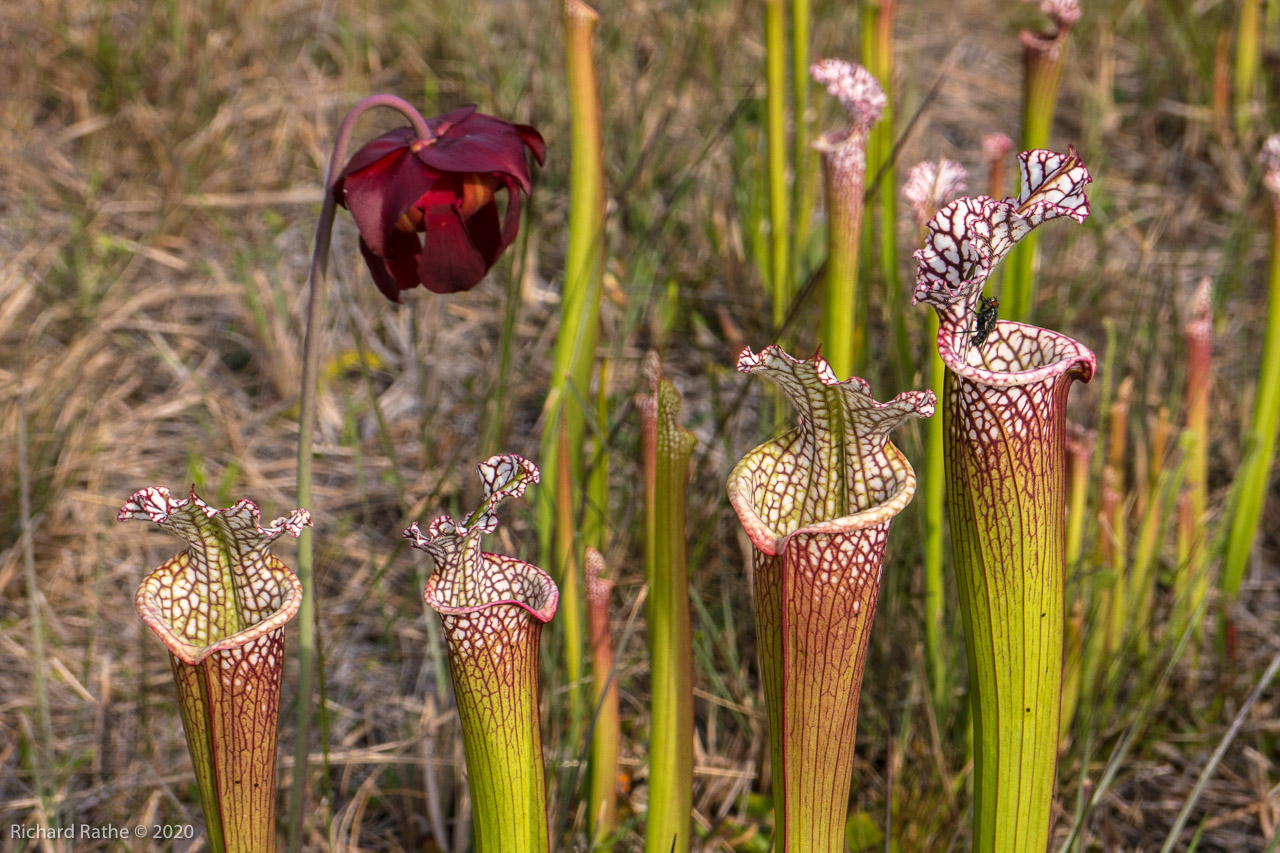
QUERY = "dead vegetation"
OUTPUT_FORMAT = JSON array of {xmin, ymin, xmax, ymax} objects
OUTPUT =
[{"xmin": 1, "ymin": 0, "xmax": 1277, "ymax": 850}]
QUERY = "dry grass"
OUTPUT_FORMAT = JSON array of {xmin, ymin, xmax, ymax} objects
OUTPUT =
[{"xmin": 1, "ymin": 0, "xmax": 1277, "ymax": 850}]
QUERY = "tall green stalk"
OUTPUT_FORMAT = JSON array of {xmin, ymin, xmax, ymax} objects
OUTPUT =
[
  {"xmin": 1222, "ymin": 139, "xmax": 1280, "ymax": 609},
  {"xmin": 1234, "ymin": 0, "xmax": 1262, "ymax": 137},
  {"xmin": 554, "ymin": 424, "xmax": 585, "ymax": 730},
  {"xmin": 765, "ymin": 0, "xmax": 790, "ymax": 337},
  {"xmin": 639, "ymin": 353, "xmax": 696, "ymax": 853},
  {"xmin": 923, "ymin": 315, "xmax": 947, "ymax": 713},
  {"xmin": 539, "ymin": 0, "xmax": 606, "ymax": 730},
  {"xmin": 791, "ymin": 0, "xmax": 814, "ymax": 260},
  {"xmin": 862, "ymin": 0, "xmax": 905, "ymax": 373},
  {"xmin": 585, "ymin": 358, "xmax": 611, "ymax": 552},
  {"xmin": 812, "ymin": 60, "xmax": 885, "ymax": 380},
  {"xmin": 1005, "ymin": 2, "xmax": 1079, "ymax": 321}
]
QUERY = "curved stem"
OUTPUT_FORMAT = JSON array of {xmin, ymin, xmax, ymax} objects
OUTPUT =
[{"xmin": 288, "ymin": 92, "xmax": 431, "ymax": 853}]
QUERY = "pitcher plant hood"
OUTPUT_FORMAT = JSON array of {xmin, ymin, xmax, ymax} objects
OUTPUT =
[
  {"xmin": 913, "ymin": 145, "xmax": 1095, "ymax": 385},
  {"xmin": 728, "ymin": 345, "xmax": 935, "ymax": 550}
]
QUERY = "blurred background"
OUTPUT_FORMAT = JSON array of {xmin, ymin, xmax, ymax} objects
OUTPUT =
[{"xmin": 1, "ymin": 0, "xmax": 1277, "ymax": 849}]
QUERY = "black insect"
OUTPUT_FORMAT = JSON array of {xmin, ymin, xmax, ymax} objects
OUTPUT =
[{"xmin": 965, "ymin": 294, "xmax": 999, "ymax": 349}]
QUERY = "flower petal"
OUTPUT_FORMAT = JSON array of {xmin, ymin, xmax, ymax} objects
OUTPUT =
[
  {"xmin": 463, "ymin": 198, "xmax": 504, "ymax": 269},
  {"xmin": 358, "ymin": 233, "xmax": 421, "ymax": 303},
  {"xmin": 498, "ymin": 176, "xmax": 524, "ymax": 251},
  {"xmin": 417, "ymin": 204, "xmax": 489, "ymax": 294},
  {"xmin": 340, "ymin": 139, "xmax": 439, "ymax": 259},
  {"xmin": 424, "ymin": 104, "xmax": 480, "ymax": 136},
  {"xmin": 336, "ymin": 126, "xmax": 417, "ymax": 183},
  {"xmin": 416, "ymin": 112, "xmax": 542, "ymax": 193},
  {"xmin": 514, "ymin": 122, "xmax": 547, "ymax": 166}
]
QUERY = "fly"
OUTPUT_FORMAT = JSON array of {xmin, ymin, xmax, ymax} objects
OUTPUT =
[{"xmin": 965, "ymin": 295, "xmax": 999, "ymax": 350}]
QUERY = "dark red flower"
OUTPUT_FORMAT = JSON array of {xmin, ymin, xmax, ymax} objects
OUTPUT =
[{"xmin": 335, "ymin": 106, "xmax": 545, "ymax": 301}]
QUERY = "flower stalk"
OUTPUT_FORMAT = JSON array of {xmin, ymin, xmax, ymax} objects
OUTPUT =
[
  {"xmin": 811, "ymin": 59, "xmax": 885, "ymax": 381},
  {"xmin": 293, "ymin": 93, "xmax": 543, "ymax": 849},
  {"xmin": 639, "ymin": 352, "xmax": 696, "ymax": 853},
  {"xmin": 912, "ymin": 146, "xmax": 1093, "ymax": 851},
  {"xmin": 120, "ymin": 487, "xmax": 309, "ymax": 853},
  {"xmin": 404, "ymin": 455, "xmax": 557, "ymax": 853},
  {"xmin": 1222, "ymin": 136, "xmax": 1280, "ymax": 618},
  {"xmin": 728, "ymin": 346, "xmax": 933, "ymax": 852},
  {"xmin": 1005, "ymin": 0, "xmax": 1081, "ymax": 321},
  {"xmin": 292, "ymin": 95, "xmax": 428, "ymax": 848}
]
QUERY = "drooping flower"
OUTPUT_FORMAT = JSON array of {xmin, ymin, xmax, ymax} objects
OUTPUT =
[
  {"xmin": 912, "ymin": 147, "xmax": 1094, "ymax": 852},
  {"xmin": 336, "ymin": 106, "xmax": 546, "ymax": 300},
  {"xmin": 404, "ymin": 454, "xmax": 557, "ymax": 852},
  {"xmin": 119, "ymin": 487, "xmax": 309, "ymax": 853},
  {"xmin": 727, "ymin": 346, "xmax": 933, "ymax": 853}
]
